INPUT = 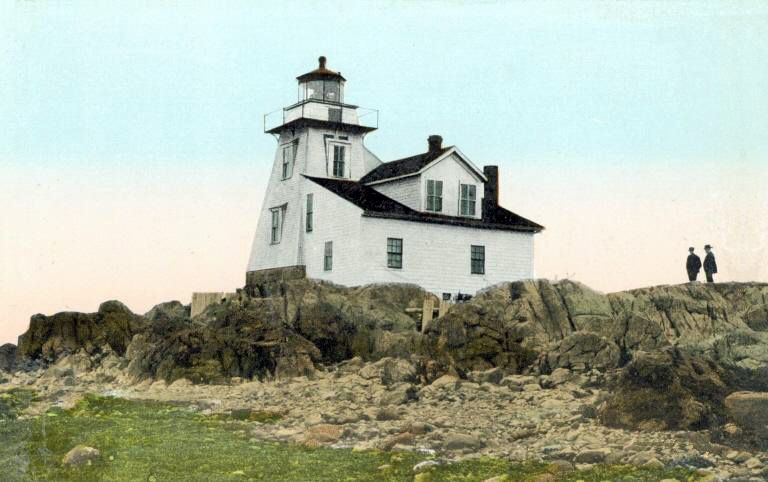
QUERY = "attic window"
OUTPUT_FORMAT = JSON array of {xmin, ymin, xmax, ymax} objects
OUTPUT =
[
  {"xmin": 426, "ymin": 180, "xmax": 443, "ymax": 212},
  {"xmin": 460, "ymin": 184, "xmax": 477, "ymax": 216}
]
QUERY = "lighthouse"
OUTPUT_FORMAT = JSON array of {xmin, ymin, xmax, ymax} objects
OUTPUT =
[{"xmin": 246, "ymin": 57, "xmax": 543, "ymax": 298}]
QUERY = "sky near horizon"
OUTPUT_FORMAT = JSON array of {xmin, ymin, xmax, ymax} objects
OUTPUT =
[{"xmin": 1, "ymin": 1, "xmax": 767, "ymax": 344}]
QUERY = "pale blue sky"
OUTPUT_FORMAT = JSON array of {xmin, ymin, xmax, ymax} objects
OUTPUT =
[
  {"xmin": 2, "ymin": 1, "xmax": 767, "ymax": 166},
  {"xmin": 1, "ymin": 1, "xmax": 767, "ymax": 344}
]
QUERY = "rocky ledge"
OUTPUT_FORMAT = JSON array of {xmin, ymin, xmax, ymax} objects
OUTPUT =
[{"xmin": 3, "ymin": 279, "xmax": 768, "ymax": 479}]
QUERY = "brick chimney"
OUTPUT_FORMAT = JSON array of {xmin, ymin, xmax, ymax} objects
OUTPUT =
[
  {"xmin": 427, "ymin": 135, "xmax": 443, "ymax": 154},
  {"xmin": 482, "ymin": 165, "xmax": 499, "ymax": 221}
]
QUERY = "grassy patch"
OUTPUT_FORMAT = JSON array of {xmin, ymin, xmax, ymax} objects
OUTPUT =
[
  {"xmin": 0, "ymin": 388, "xmax": 37, "ymax": 420},
  {"xmin": 0, "ymin": 394, "xmax": 701, "ymax": 481}
]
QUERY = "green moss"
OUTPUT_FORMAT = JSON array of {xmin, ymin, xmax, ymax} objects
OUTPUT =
[
  {"xmin": 0, "ymin": 388, "xmax": 37, "ymax": 420},
  {"xmin": 0, "ymin": 394, "xmax": 702, "ymax": 481}
]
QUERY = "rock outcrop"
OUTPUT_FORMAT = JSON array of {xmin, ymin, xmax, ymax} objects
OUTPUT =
[
  {"xmin": 0, "ymin": 343, "xmax": 16, "ymax": 372},
  {"xmin": 598, "ymin": 348, "xmax": 729, "ymax": 431},
  {"xmin": 13, "ymin": 278, "xmax": 768, "ymax": 434},
  {"xmin": 17, "ymin": 300, "xmax": 146, "ymax": 361},
  {"xmin": 423, "ymin": 280, "xmax": 768, "ymax": 375}
]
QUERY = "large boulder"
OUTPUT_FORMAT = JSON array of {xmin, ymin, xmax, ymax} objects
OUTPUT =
[
  {"xmin": 599, "ymin": 349, "xmax": 729, "ymax": 431},
  {"xmin": 17, "ymin": 300, "xmax": 145, "ymax": 360},
  {"xmin": 0, "ymin": 343, "xmax": 16, "ymax": 372},
  {"xmin": 144, "ymin": 301, "xmax": 189, "ymax": 324},
  {"xmin": 724, "ymin": 391, "xmax": 768, "ymax": 437},
  {"xmin": 285, "ymin": 280, "xmax": 431, "ymax": 362}
]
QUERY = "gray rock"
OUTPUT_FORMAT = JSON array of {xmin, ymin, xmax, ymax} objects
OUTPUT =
[
  {"xmin": 378, "ymin": 384, "xmax": 418, "ymax": 406},
  {"xmin": 725, "ymin": 392, "xmax": 768, "ymax": 436},
  {"xmin": 0, "ymin": 343, "xmax": 17, "ymax": 372},
  {"xmin": 375, "ymin": 407, "xmax": 401, "ymax": 421},
  {"xmin": 443, "ymin": 433, "xmax": 484, "ymax": 451},
  {"xmin": 574, "ymin": 448, "xmax": 611, "ymax": 464},
  {"xmin": 412, "ymin": 460, "xmax": 442, "ymax": 472},
  {"xmin": 359, "ymin": 357, "xmax": 417, "ymax": 386},
  {"xmin": 62, "ymin": 445, "xmax": 100, "ymax": 466},
  {"xmin": 468, "ymin": 367, "xmax": 504, "ymax": 385}
]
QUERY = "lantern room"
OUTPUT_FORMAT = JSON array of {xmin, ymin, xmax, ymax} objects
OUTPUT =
[{"xmin": 297, "ymin": 56, "xmax": 345, "ymax": 103}]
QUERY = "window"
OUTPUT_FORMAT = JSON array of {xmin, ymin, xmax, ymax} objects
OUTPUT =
[
  {"xmin": 324, "ymin": 241, "xmax": 333, "ymax": 271},
  {"xmin": 387, "ymin": 238, "xmax": 403, "ymax": 269},
  {"xmin": 332, "ymin": 145, "xmax": 346, "ymax": 177},
  {"xmin": 426, "ymin": 180, "xmax": 443, "ymax": 212},
  {"xmin": 460, "ymin": 184, "xmax": 477, "ymax": 216},
  {"xmin": 270, "ymin": 207, "xmax": 282, "ymax": 244},
  {"xmin": 305, "ymin": 193, "xmax": 313, "ymax": 233},
  {"xmin": 281, "ymin": 142, "xmax": 297, "ymax": 180},
  {"xmin": 471, "ymin": 245, "xmax": 485, "ymax": 274}
]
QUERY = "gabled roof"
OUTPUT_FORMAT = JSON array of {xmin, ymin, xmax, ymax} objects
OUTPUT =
[
  {"xmin": 359, "ymin": 147, "xmax": 452, "ymax": 184},
  {"xmin": 304, "ymin": 176, "xmax": 544, "ymax": 233},
  {"xmin": 359, "ymin": 146, "xmax": 487, "ymax": 185}
]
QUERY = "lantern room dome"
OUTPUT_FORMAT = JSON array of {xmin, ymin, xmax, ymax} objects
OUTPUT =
[
  {"xmin": 296, "ymin": 56, "xmax": 346, "ymax": 82},
  {"xmin": 297, "ymin": 56, "xmax": 345, "ymax": 103}
]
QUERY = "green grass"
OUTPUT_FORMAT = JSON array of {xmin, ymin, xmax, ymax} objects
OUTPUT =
[{"xmin": 0, "ymin": 390, "xmax": 701, "ymax": 481}]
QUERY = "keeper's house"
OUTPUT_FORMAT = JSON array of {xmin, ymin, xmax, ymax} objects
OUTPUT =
[{"xmin": 246, "ymin": 57, "xmax": 543, "ymax": 299}]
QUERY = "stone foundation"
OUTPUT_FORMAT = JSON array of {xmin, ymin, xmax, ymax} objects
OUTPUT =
[
  {"xmin": 190, "ymin": 292, "xmax": 236, "ymax": 318},
  {"xmin": 245, "ymin": 265, "xmax": 306, "ymax": 297}
]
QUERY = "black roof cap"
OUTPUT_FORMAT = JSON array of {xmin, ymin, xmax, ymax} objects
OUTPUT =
[{"xmin": 297, "ymin": 56, "xmax": 346, "ymax": 82}]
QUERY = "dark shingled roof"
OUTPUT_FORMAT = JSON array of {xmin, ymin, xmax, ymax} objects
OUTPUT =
[
  {"xmin": 305, "ymin": 176, "xmax": 544, "ymax": 233},
  {"xmin": 305, "ymin": 176, "xmax": 414, "ymax": 215},
  {"xmin": 359, "ymin": 147, "xmax": 452, "ymax": 184}
]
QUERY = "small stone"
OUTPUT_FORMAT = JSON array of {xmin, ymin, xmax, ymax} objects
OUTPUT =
[
  {"xmin": 643, "ymin": 457, "xmax": 665, "ymax": 470},
  {"xmin": 574, "ymin": 448, "xmax": 611, "ymax": 464},
  {"xmin": 62, "ymin": 445, "xmax": 100, "ymax": 466},
  {"xmin": 375, "ymin": 407, "xmax": 400, "ymax": 421},
  {"xmin": 744, "ymin": 457, "xmax": 762, "ymax": 469},
  {"xmin": 413, "ymin": 460, "xmax": 441, "ymax": 472},
  {"xmin": 443, "ymin": 433, "xmax": 484, "ymax": 451},
  {"xmin": 734, "ymin": 451, "xmax": 752, "ymax": 463},
  {"xmin": 431, "ymin": 374, "xmax": 460, "ymax": 389}
]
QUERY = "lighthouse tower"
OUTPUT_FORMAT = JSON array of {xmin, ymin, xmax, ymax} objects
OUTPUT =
[{"xmin": 246, "ymin": 57, "xmax": 381, "ymax": 289}]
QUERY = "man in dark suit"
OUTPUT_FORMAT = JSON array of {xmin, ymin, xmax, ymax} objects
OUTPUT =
[
  {"xmin": 703, "ymin": 244, "xmax": 718, "ymax": 283},
  {"xmin": 686, "ymin": 247, "xmax": 702, "ymax": 282}
]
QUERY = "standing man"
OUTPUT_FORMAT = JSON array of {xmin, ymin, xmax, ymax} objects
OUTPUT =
[
  {"xmin": 703, "ymin": 244, "xmax": 718, "ymax": 283},
  {"xmin": 686, "ymin": 247, "xmax": 702, "ymax": 282}
]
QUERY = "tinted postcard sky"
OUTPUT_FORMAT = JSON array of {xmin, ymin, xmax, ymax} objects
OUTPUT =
[{"xmin": 1, "ymin": 1, "xmax": 767, "ymax": 344}]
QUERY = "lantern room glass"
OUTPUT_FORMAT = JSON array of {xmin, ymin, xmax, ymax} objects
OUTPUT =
[{"xmin": 299, "ymin": 79, "xmax": 344, "ymax": 103}]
